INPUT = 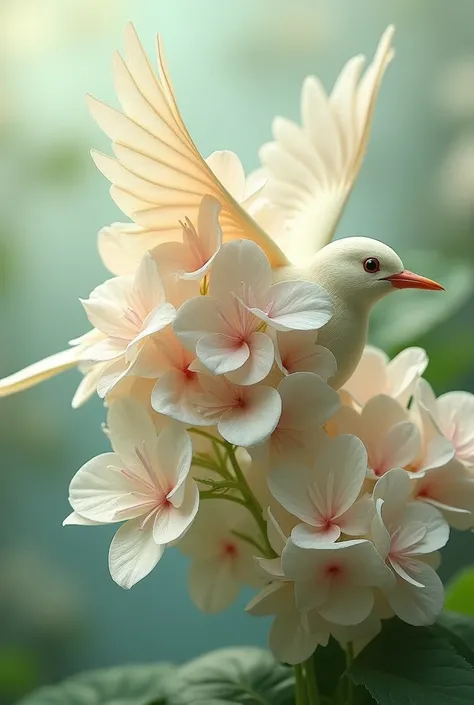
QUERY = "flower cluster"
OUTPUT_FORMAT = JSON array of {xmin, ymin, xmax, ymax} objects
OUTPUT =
[{"xmin": 64, "ymin": 192, "xmax": 474, "ymax": 664}]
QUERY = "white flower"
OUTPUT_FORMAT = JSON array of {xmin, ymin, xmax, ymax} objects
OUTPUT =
[
  {"xmin": 249, "ymin": 372, "xmax": 340, "ymax": 467},
  {"xmin": 66, "ymin": 400, "xmax": 199, "ymax": 589},
  {"xmin": 275, "ymin": 330, "xmax": 337, "ymax": 381},
  {"xmin": 413, "ymin": 458, "xmax": 474, "ymax": 529},
  {"xmin": 269, "ymin": 435, "xmax": 373, "ymax": 546},
  {"xmin": 281, "ymin": 538, "xmax": 394, "ymax": 626},
  {"xmin": 178, "ymin": 500, "xmax": 260, "ymax": 613},
  {"xmin": 174, "ymin": 240, "xmax": 332, "ymax": 386},
  {"xmin": 169, "ymin": 371, "xmax": 282, "ymax": 447},
  {"xmin": 371, "ymin": 468, "xmax": 449, "ymax": 626},
  {"xmin": 343, "ymin": 346, "xmax": 428, "ymax": 408},
  {"xmin": 415, "ymin": 378, "xmax": 474, "ymax": 469},
  {"xmin": 81, "ymin": 253, "xmax": 175, "ymax": 396}
]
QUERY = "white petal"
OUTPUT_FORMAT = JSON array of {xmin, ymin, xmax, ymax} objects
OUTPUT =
[
  {"xmin": 266, "ymin": 507, "xmax": 288, "ymax": 555},
  {"xmin": 387, "ymin": 347, "xmax": 428, "ymax": 407},
  {"xmin": 69, "ymin": 453, "xmax": 149, "ymax": 523},
  {"xmin": 218, "ymin": 385, "xmax": 282, "ymax": 446},
  {"xmin": 173, "ymin": 296, "xmax": 225, "ymax": 350},
  {"xmin": 312, "ymin": 435, "xmax": 369, "ymax": 519},
  {"xmin": 225, "ymin": 332, "xmax": 275, "ymax": 386},
  {"xmin": 109, "ymin": 519, "xmax": 165, "ymax": 589},
  {"xmin": 387, "ymin": 562, "xmax": 444, "ymax": 626},
  {"xmin": 131, "ymin": 303, "xmax": 176, "ymax": 346},
  {"xmin": 196, "ymin": 194, "xmax": 223, "ymax": 257},
  {"xmin": 276, "ymin": 331, "xmax": 337, "ymax": 380},
  {"xmin": 291, "ymin": 523, "xmax": 341, "ymax": 546},
  {"xmin": 402, "ymin": 502, "xmax": 450, "ymax": 554},
  {"xmin": 132, "ymin": 252, "xmax": 166, "ymax": 312},
  {"xmin": 107, "ymin": 398, "xmax": 157, "ymax": 462},
  {"xmin": 268, "ymin": 463, "xmax": 319, "ymax": 525},
  {"xmin": 210, "ymin": 240, "xmax": 272, "ymax": 304},
  {"xmin": 319, "ymin": 585, "xmax": 374, "ymax": 626},
  {"xmin": 63, "ymin": 512, "xmax": 105, "ymax": 526},
  {"xmin": 373, "ymin": 468, "xmax": 412, "ymax": 525},
  {"xmin": 154, "ymin": 425, "xmax": 193, "ymax": 497},
  {"xmin": 96, "ymin": 357, "xmax": 129, "ymax": 398},
  {"xmin": 252, "ymin": 280, "xmax": 332, "ymax": 332},
  {"xmin": 206, "ymin": 151, "xmax": 246, "ymax": 201},
  {"xmin": 188, "ymin": 555, "xmax": 241, "ymax": 613},
  {"xmin": 152, "ymin": 479, "xmax": 199, "ymax": 544},
  {"xmin": 343, "ymin": 346, "xmax": 389, "ymax": 406},
  {"xmin": 338, "ymin": 494, "xmax": 375, "ymax": 537},
  {"xmin": 270, "ymin": 603, "xmax": 322, "ymax": 664},
  {"xmin": 277, "ymin": 372, "xmax": 340, "ymax": 430},
  {"xmin": 370, "ymin": 501, "xmax": 391, "ymax": 558},
  {"xmin": 151, "ymin": 369, "xmax": 204, "ymax": 426},
  {"xmin": 197, "ymin": 334, "xmax": 250, "ymax": 375},
  {"xmin": 438, "ymin": 391, "xmax": 474, "ymax": 467}
]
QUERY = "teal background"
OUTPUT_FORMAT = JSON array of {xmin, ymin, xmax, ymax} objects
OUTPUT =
[{"xmin": 1, "ymin": 0, "xmax": 474, "ymax": 701}]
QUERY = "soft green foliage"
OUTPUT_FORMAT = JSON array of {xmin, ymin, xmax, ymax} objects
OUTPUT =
[
  {"xmin": 17, "ymin": 664, "xmax": 176, "ymax": 705},
  {"xmin": 350, "ymin": 617, "xmax": 474, "ymax": 704},
  {"xmin": 445, "ymin": 568, "xmax": 474, "ymax": 616},
  {"xmin": 369, "ymin": 251, "xmax": 474, "ymax": 351},
  {"xmin": 167, "ymin": 648, "xmax": 294, "ymax": 705},
  {"xmin": 19, "ymin": 613, "xmax": 474, "ymax": 705}
]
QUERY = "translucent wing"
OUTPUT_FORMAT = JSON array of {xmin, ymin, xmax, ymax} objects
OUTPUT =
[
  {"xmin": 88, "ymin": 23, "xmax": 290, "ymax": 269},
  {"xmin": 256, "ymin": 26, "xmax": 395, "ymax": 265}
]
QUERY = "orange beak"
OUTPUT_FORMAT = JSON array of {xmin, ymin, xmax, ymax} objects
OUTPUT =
[{"xmin": 383, "ymin": 270, "xmax": 444, "ymax": 291}]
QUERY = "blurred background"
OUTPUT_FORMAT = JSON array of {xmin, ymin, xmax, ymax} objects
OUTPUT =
[{"xmin": 1, "ymin": 0, "xmax": 474, "ymax": 701}]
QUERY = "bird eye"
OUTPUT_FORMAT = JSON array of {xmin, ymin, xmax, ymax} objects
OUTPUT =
[{"xmin": 363, "ymin": 257, "xmax": 380, "ymax": 273}]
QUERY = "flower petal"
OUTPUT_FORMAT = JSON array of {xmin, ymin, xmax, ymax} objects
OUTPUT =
[
  {"xmin": 152, "ymin": 478, "xmax": 199, "ymax": 544},
  {"xmin": 197, "ymin": 334, "xmax": 250, "ymax": 375},
  {"xmin": 218, "ymin": 385, "xmax": 282, "ymax": 446},
  {"xmin": 173, "ymin": 296, "xmax": 226, "ymax": 350},
  {"xmin": 188, "ymin": 554, "xmax": 241, "ymax": 613},
  {"xmin": 319, "ymin": 585, "xmax": 374, "ymax": 626},
  {"xmin": 154, "ymin": 426, "xmax": 193, "ymax": 498},
  {"xmin": 387, "ymin": 562, "xmax": 444, "ymax": 626},
  {"xmin": 151, "ymin": 369, "xmax": 204, "ymax": 426},
  {"xmin": 252, "ymin": 280, "xmax": 332, "ymax": 331},
  {"xmin": 225, "ymin": 332, "xmax": 275, "ymax": 386},
  {"xmin": 109, "ymin": 518, "xmax": 165, "ymax": 589}
]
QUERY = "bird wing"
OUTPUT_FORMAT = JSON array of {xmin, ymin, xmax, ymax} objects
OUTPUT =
[
  {"xmin": 87, "ymin": 23, "xmax": 290, "ymax": 269},
  {"xmin": 256, "ymin": 26, "xmax": 395, "ymax": 266}
]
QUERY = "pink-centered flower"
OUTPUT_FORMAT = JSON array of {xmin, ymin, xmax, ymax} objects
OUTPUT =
[
  {"xmin": 179, "ymin": 500, "xmax": 260, "ymax": 613},
  {"xmin": 81, "ymin": 253, "xmax": 176, "ymax": 397},
  {"xmin": 174, "ymin": 239, "xmax": 332, "ymax": 386},
  {"xmin": 281, "ymin": 538, "xmax": 394, "ymax": 626},
  {"xmin": 66, "ymin": 399, "xmax": 198, "ymax": 589},
  {"xmin": 371, "ymin": 468, "xmax": 449, "ymax": 626},
  {"xmin": 269, "ymin": 435, "xmax": 373, "ymax": 546},
  {"xmin": 415, "ymin": 378, "xmax": 474, "ymax": 469}
]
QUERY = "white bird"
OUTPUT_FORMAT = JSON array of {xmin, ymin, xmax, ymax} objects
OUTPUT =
[{"xmin": 0, "ymin": 24, "xmax": 442, "ymax": 400}]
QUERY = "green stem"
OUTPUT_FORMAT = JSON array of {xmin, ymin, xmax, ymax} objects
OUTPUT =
[
  {"xmin": 225, "ymin": 443, "xmax": 276, "ymax": 559},
  {"xmin": 188, "ymin": 428, "xmax": 228, "ymax": 448},
  {"xmin": 231, "ymin": 529, "xmax": 267, "ymax": 556},
  {"xmin": 294, "ymin": 664, "xmax": 307, "ymax": 705},
  {"xmin": 199, "ymin": 491, "xmax": 247, "ymax": 507},
  {"xmin": 303, "ymin": 657, "xmax": 320, "ymax": 705}
]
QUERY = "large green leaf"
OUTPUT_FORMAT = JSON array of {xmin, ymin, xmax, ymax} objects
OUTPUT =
[
  {"xmin": 445, "ymin": 568, "xmax": 474, "ymax": 616},
  {"xmin": 166, "ymin": 647, "xmax": 294, "ymax": 705},
  {"xmin": 369, "ymin": 251, "xmax": 474, "ymax": 351},
  {"xmin": 350, "ymin": 618, "xmax": 474, "ymax": 704},
  {"xmin": 17, "ymin": 663, "xmax": 175, "ymax": 705},
  {"xmin": 436, "ymin": 611, "xmax": 474, "ymax": 668}
]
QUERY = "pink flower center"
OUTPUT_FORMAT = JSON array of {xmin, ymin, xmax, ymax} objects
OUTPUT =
[
  {"xmin": 221, "ymin": 541, "xmax": 238, "ymax": 559},
  {"xmin": 325, "ymin": 562, "xmax": 342, "ymax": 578}
]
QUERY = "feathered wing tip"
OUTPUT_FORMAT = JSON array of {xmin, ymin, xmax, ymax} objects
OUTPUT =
[
  {"xmin": 0, "ymin": 348, "xmax": 79, "ymax": 398},
  {"xmin": 0, "ymin": 330, "xmax": 101, "ymax": 399},
  {"xmin": 87, "ymin": 23, "xmax": 290, "ymax": 268},
  {"xmin": 256, "ymin": 25, "xmax": 395, "ymax": 265}
]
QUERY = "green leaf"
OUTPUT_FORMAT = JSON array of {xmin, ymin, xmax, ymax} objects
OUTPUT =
[
  {"xmin": 436, "ymin": 611, "xmax": 474, "ymax": 668},
  {"xmin": 312, "ymin": 637, "xmax": 345, "ymax": 698},
  {"xmin": 445, "ymin": 568, "xmax": 474, "ymax": 616},
  {"xmin": 167, "ymin": 647, "xmax": 294, "ymax": 705},
  {"xmin": 17, "ymin": 663, "xmax": 175, "ymax": 705},
  {"xmin": 369, "ymin": 251, "xmax": 474, "ymax": 350},
  {"xmin": 350, "ymin": 618, "xmax": 474, "ymax": 704}
]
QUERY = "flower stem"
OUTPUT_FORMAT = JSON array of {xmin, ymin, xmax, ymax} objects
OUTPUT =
[
  {"xmin": 303, "ymin": 656, "xmax": 321, "ymax": 705},
  {"xmin": 225, "ymin": 443, "xmax": 276, "ymax": 559},
  {"xmin": 199, "ymin": 491, "xmax": 247, "ymax": 507},
  {"xmin": 294, "ymin": 664, "xmax": 307, "ymax": 705}
]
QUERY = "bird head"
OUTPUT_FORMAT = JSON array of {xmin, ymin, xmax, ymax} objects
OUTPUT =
[{"xmin": 308, "ymin": 237, "xmax": 444, "ymax": 309}]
